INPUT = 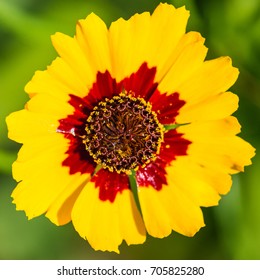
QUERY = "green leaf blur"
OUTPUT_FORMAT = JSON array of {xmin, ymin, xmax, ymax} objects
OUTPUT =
[{"xmin": 0, "ymin": 0, "xmax": 259, "ymax": 260}]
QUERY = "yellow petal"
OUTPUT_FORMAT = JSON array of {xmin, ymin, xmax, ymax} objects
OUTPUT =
[
  {"xmin": 46, "ymin": 57, "xmax": 91, "ymax": 97},
  {"xmin": 180, "ymin": 116, "xmax": 241, "ymax": 137},
  {"xmin": 176, "ymin": 91, "xmax": 239, "ymax": 123},
  {"xmin": 51, "ymin": 32, "xmax": 95, "ymax": 86},
  {"xmin": 109, "ymin": 4, "xmax": 189, "ymax": 81},
  {"xmin": 138, "ymin": 184, "xmax": 205, "ymax": 238},
  {"xmin": 25, "ymin": 57, "xmax": 91, "ymax": 99},
  {"xmin": 187, "ymin": 137, "xmax": 255, "ymax": 174},
  {"xmin": 166, "ymin": 157, "xmax": 224, "ymax": 207},
  {"xmin": 6, "ymin": 109, "xmax": 58, "ymax": 143},
  {"xmin": 26, "ymin": 92, "xmax": 73, "ymax": 119},
  {"xmin": 148, "ymin": 4, "xmax": 190, "ymax": 81},
  {"xmin": 178, "ymin": 117, "xmax": 256, "ymax": 174},
  {"xmin": 175, "ymin": 56, "xmax": 239, "ymax": 104},
  {"xmin": 11, "ymin": 143, "xmax": 74, "ymax": 219},
  {"xmin": 158, "ymin": 31, "xmax": 207, "ymax": 88},
  {"xmin": 109, "ymin": 11, "xmax": 151, "ymax": 81},
  {"xmin": 76, "ymin": 13, "xmax": 111, "ymax": 74},
  {"xmin": 72, "ymin": 182, "xmax": 146, "ymax": 253},
  {"xmin": 14, "ymin": 134, "xmax": 66, "ymax": 164},
  {"xmin": 46, "ymin": 173, "xmax": 90, "ymax": 226}
]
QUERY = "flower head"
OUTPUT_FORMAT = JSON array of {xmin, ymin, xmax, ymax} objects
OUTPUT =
[{"xmin": 6, "ymin": 3, "xmax": 255, "ymax": 253}]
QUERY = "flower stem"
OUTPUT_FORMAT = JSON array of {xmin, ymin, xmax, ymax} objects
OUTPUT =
[{"xmin": 129, "ymin": 170, "xmax": 142, "ymax": 214}]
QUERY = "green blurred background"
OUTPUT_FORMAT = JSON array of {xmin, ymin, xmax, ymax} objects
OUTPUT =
[{"xmin": 0, "ymin": 0, "xmax": 259, "ymax": 260}]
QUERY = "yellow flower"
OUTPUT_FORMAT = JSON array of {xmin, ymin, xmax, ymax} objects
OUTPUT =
[{"xmin": 6, "ymin": 3, "xmax": 255, "ymax": 253}]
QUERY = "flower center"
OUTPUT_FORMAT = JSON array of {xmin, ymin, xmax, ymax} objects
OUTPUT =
[{"xmin": 84, "ymin": 93, "xmax": 164, "ymax": 174}]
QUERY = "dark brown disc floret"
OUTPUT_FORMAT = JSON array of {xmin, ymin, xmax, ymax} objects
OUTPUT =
[{"xmin": 84, "ymin": 93, "xmax": 164, "ymax": 174}]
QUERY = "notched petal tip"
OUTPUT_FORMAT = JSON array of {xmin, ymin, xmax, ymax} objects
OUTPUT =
[
  {"xmin": 6, "ymin": 111, "xmax": 24, "ymax": 143},
  {"xmin": 78, "ymin": 11, "xmax": 104, "ymax": 24},
  {"xmin": 221, "ymin": 56, "xmax": 240, "ymax": 81},
  {"xmin": 76, "ymin": 12, "xmax": 108, "ymax": 37},
  {"xmin": 153, "ymin": 3, "xmax": 190, "ymax": 22},
  {"xmin": 11, "ymin": 196, "xmax": 37, "ymax": 221},
  {"xmin": 72, "ymin": 183, "xmax": 146, "ymax": 253},
  {"xmin": 50, "ymin": 31, "xmax": 66, "ymax": 43},
  {"xmin": 91, "ymin": 240, "xmax": 120, "ymax": 254},
  {"xmin": 186, "ymin": 221, "xmax": 206, "ymax": 238},
  {"xmin": 185, "ymin": 31, "xmax": 206, "ymax": 44}
]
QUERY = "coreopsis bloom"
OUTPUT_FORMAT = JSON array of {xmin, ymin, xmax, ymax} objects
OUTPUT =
[{"xmin": 6, "ymin": 3, "xmax": 255, "ymax": 253}]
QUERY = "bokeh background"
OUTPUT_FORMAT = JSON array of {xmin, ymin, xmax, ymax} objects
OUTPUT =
[{"xmin": 0, "ymin": 0, "xmax": 259, "ymax": 260}]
